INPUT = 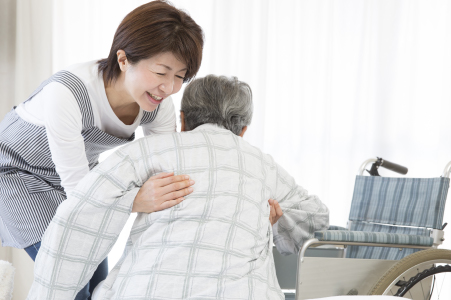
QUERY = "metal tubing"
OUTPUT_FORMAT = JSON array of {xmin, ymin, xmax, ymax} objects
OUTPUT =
[
  {"xmin": 298, "ymin": 240, "xmax": 431, "ymax": 262},
  {"xmin": 358, "ymin": 158, "xmax": 377, "ymax": 175},
  {"xmin": 442, "ymin": 161, "xmax": 451, "ymax": 178},
  {"xmin": 296, "ymin": 238, "xmax": 321, "ymax": 294},
  {"xmin": 296, "ymin": 239, "xmax": 432, "ymax": 297}
]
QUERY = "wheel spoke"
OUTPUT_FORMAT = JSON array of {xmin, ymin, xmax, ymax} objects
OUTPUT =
[
  {"xmin": 438, "ymin": 270, "xmax": 446, "ymax": 298},
  {"xmin": 419, "ymin": 275, "xmax": 425, "ymax": 298},
  {"xmin": 426, "ymin": 274, "xmax": 434, "ymax": 300}
]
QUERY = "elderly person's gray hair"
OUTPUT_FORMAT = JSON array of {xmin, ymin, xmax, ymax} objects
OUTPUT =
[{"xmin": 181, "ymin": 75, "xmax": 253, "ymax": 135}]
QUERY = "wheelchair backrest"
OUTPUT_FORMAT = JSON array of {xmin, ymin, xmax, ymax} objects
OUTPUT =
[
  {"xmin": 349, "ymin": 176, "xmax": 449, "ymax": 229},
  {"xmin": 346, "ymin": 175, "xmax": 449, "ymax": 260}
]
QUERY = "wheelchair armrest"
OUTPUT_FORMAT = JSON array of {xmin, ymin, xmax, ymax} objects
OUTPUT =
[
  {"xmin": 327, "ymin": 225, "xmax": 348, "ymax": 231},
  {"xmin": 298, "ymin": 232, "xmax": 433, "ymax": 263},
  {"xmin": 314, "ymin": 230, "xmax": 434, "ymax": 247}
]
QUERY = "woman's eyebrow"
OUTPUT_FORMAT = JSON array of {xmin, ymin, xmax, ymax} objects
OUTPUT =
[{"xmin": 157, "ymin": 64, "xmax": 187, "ymax": 72}]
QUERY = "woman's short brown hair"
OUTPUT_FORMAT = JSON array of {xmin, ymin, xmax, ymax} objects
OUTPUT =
[{"xmin": 98, "ymin": 0, "xmax": 204, "ymax": 84}]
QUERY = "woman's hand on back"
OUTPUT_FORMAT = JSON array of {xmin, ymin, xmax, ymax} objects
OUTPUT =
[
  {"xmin": 132, "ymin": 172, "xmax": 194, "ymax": 213},
  {"xmin": 269, "ymin": 199, "xmax": 283, "ymax": 226}
]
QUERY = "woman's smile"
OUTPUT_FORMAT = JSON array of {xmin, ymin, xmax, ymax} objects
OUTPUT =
[{"xmin": 146, "ymin": 92, "xmax": 164, "ymax": 104}]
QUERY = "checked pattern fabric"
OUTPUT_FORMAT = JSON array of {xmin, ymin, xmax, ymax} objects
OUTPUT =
[{"xmin": 27, "ymin": 124, "xmax": 329, "ymax": 300}]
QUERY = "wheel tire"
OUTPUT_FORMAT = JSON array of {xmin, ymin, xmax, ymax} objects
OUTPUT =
[{"xmin": 368, "ymin": 249, "xmax": 451, "ymax": 295}]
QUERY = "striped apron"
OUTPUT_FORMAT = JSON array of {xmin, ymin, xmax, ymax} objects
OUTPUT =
[{"xmin": 0, "ymin": 71, "xmax": 159, "ymax": 248}]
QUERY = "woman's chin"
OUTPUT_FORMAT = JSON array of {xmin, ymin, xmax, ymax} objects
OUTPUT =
[
  {"xmin": 139, "ymin": 96, "xmax": 161, "ymax": 112},
  {"xmin": 142, "ymin": 102, "xmax": 160, "ymax": 112}
]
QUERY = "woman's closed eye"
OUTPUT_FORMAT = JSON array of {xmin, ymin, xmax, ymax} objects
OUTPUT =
[{"xmin": 155, "ymin": 72, "xmax": 184, "ymax": 80}]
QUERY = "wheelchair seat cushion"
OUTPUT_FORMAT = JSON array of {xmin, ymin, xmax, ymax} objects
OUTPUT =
[{"xmin": 314, "ymin": 230, "xmax": 433, "ymax": 247}]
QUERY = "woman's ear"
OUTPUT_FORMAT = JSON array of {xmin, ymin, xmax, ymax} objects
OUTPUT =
[
  {"xmin": 116, "ymin": 50, "xmax": 128, "ymax": 72},
  {"xmin": 180, "ymin": 111, "xmax": 186, "ymax": 132}
]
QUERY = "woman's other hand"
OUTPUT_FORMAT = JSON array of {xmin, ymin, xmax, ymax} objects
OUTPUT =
[
  {"xmin": 132, "ymin": 172, "xmax": 194, "ymax": 213},
  {"xmin": 269, "ymin": 199, "xmax": 283, "ymax": 226}
]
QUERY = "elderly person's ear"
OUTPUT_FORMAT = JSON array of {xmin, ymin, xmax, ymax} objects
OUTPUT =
[
  {"xmin": 180, "ymin": 111, "xmax": 186, "ymax": 132},
  {"xmin": 239, "ymin": 126, "xmax": 247, "ymax": 137}
]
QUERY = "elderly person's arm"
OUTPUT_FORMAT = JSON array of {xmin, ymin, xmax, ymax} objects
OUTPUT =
[{"xmin": 272, "ymin": 163, "xmax": 329, "ymax": 256}]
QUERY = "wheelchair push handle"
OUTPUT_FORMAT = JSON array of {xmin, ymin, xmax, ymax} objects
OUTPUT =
[
  {"xmin": 359, "ymin": 157, "xmax": 408, "ymax": 176},
  {"xmin": 380, "ymin": 159, "xmax": 408, "ymax": 175}
]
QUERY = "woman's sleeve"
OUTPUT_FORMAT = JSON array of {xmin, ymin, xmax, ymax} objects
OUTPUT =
[
  {"xmin": 272, "ymin": 163, "xmax": 330, "ymax": 255},
  {"xmin": 142, "ymin": 96, "xmax": 177, "ymax": 136},
  {"xmin": 43, "ymin": 82, "xmax": 90, "ymax": 196},
  {"xmin": 27, "ymin": 146, "xmax": 143, "ymax": 299}
]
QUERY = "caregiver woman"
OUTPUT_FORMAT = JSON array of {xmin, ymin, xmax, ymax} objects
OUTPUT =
[{"xmin": 0, "ymin": 0, "xmax": 203, "ymax": 298}]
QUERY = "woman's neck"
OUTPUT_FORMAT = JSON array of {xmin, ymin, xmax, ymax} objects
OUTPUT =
[{"xmin": 104, "ymin": 74, "xmax": 140, "ymax": 125}]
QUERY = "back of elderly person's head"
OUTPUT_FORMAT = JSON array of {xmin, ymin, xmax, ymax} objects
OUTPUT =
[{"xmin": 181, "ymin": 75, "xmax": 253, "ymax": 135}]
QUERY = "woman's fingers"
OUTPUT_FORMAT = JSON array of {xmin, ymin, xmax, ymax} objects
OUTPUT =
[
  {"xmin": 269, "ymin": 204, "xmax": 276, "ymax": 218},
  {"xmin": 269, "ymin": 200, "xmax": 274, "ymax": 225},
  {"xmin": 274, "ymin": 200, "xmax": 283, "ymax": 218},
  {"xmin": 156, "ymin": 174, "xmax": 190, "ymax": 188},
  {"xmin": 159, "ymin": 186, "xmax": 194, "ymax": 202},
  {"xmin": 133, "ymin": 173, "xmax": 194, "ymax": 214},
  {"xmin": 158, "ymin": 178, "xmax": 195, "ymax": 196},
  {"xmin": 268, "ymin": 199, "xmax": 283, "ymax": 226},
  {"xmin": 159, "ymin": 197, "xmax": 185, "ymax": 210},
  {"xmin": 150, "ymin": 172, "xmax": 174, "ymax": 180}
]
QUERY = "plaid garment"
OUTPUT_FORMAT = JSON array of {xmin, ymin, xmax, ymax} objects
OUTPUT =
[{"xmin": 27, "ymin": 124, "xmax": 329, "ymax": 300}]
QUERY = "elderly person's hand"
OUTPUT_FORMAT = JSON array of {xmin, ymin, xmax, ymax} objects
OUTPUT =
[
  {"xmin": 269, "ymin": 199, "xmax": 283, "ymax": 225},
  {"xmin": 132, "ymin": 172, "xmax": 194, "ymax": 213}
]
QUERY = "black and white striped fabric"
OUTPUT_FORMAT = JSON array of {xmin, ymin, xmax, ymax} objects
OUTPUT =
[{"xmin": 0, "ymin": 71, "xmax": 159, "ymax": 248}]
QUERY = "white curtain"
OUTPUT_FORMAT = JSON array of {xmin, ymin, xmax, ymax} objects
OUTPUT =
[
  {"xmin": 2, "ymin": 0, "xmax": 451, "ymax": 296},
  {"xmin": 0, "ymin": 0, "xmax": 53, "ymax": 118},
  {"xmin": 53, "ymin": 0, "xmax": 451, "ymax": 224},
  {"xmin": 51, "ymin": 0, "xmax": 451, "ymax": 275},
  {"xmin": 0, "ymin": 0, "xmax": 17, "ymax": 118},
  {"xmin": 0, "ymin": 0, "xmax": 53, "ymax": 298}
]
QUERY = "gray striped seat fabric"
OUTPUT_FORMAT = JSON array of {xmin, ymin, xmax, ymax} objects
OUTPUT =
[
  {"xmin": 346, "ymin": 221, "xmax": 433, "ymax": 260},
  {"xmin": 316, "ymin": 176, "xmax": 449, "ymax": 260},
  {"xmin": 315, "ymin": 229, "xmax": 433, "ymax": 247},
  {"xmin": 350, "ymin": 176, "xmax": 449, "ymax": 229}
]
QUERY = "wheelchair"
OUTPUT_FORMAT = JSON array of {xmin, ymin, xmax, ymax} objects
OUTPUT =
[{"xmin": 274, "ymin": 157, "xmax": 451, "ymax": 300}]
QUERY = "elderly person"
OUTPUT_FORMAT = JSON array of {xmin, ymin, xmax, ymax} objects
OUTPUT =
[{"xmin": 28, "ymin": 75, "xmax": 329, "ymax": 299}]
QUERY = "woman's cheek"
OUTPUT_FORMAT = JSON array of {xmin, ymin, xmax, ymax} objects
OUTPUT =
[{"xmin": 173, "ymin": 81, "xmax": 183, "ymax": 94}]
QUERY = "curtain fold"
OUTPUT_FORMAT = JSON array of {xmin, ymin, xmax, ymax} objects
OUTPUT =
[
  {"xmin": 14, "ymin": 0, "xmax": 53, "ymax": 106},
  {"xmin": 0, "ymin": 0, "xmax": 17, "ymax": 119},
  {"xmin": 0, "ymin": 0, "xmax": 53, "ymax": 298},
  {"xmin": 6, "ymin": 0, "xmax": 451, "ymax": 228},
  {"xmin": 167, "ymin": 0, "xmax": 451, "ymax": 226},
  {"xmin": 0, "ymin": 0, "xmax": 53, "ymax": 119}
]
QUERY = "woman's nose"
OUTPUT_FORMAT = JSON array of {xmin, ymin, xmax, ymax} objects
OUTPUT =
[{"xmin": 159, "ymin": 79, "xmax": 174, "ymax": 95}]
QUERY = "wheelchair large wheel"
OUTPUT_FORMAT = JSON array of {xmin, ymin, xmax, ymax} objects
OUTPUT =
[{"xmin": 368, "ymin": 249, "xmax": 451, "ymax": 299}]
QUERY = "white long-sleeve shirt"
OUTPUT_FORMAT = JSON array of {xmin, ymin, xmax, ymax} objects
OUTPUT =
[{"xmin": 15, "ymin": 61, "xmax": 176, "ymax": 196}]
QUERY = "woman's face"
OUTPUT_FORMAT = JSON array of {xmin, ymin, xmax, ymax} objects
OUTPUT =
[{"xmin": 122, "ymin": 52, "xmax": 187, "ymax": 112}]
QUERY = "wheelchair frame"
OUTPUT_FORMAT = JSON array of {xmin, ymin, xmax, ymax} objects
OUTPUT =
[{"xmin": 293, "ymin": 158, "xmax": 451, "ymax": 299}]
